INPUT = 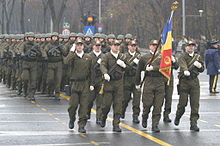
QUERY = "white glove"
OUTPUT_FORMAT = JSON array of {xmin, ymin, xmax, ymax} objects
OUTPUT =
[
  {"xmin": 89, "ymin": 86, "xmax": 94, "ymax": 91},
  {"xmin": 146, "ymin": 65, "xmax": 153, "ymax": 71},
  {"xmin": 116, "ymin": 59, "xmax": 126, "ymax": 68},
  {"xmin": 133, "ymin": 58, "xmax": 139, "ymax": 65},
  {"xmin": 104, "ymin": 73, "xmax": 110, "ymax": 81},
  {"xmin": 171, "ymin": 56, "xmax": 176, "ymax": 63},
  {"xmin": 218, "ymin": 69, "xmax": 220, "ymax": 73},
  {"xmin": 193, "ymin": 61, "xmax": 202, "ymax": 68},
  {"xmin": 97, "ymin": 58, "xmax": 101, "ymax": 64},
  {"xmin": 184, "ymin": 70, "xmax": 190, "ymax": 76},
  {"xmin": 135, "ymin": 85, "xmax": 141, "ymax": 90},
  {"xmin": 70, "ymin": 44, "xmax": 76, "ymax": 52}
]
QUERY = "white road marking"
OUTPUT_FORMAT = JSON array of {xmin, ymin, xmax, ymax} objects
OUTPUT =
[
  {"xmin": 0, "ymin": 113, "xmax": 67, "ymax": 115},
  {"xmin": 0, "ymin": 128, "xmax": 220, "ymax": 137},
  {"xmin": 0, "ymin": 121, "xmax": 60, "ymax": 123},
  {"xmin": 4, "ymin": 142, "xmax": 110, "ymax": 146}
]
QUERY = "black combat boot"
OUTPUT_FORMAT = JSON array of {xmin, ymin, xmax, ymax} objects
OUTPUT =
[
  {"xmin": 69, "ymin": 121, "xmax": 74, "ymax": 129},
  {"xmin": 54, "ymin": 93, "xmax": 60, "ymax": 101},
  {"xmin": 152, "ymin": 126, "xmax": 160, "ymax": 133},
  {"xmin": 121, "ymin": 114, "xmax": 125, "ymax": 119},
  {"xmin": 174, "ymin": 116, "xmax": 180, "ymax": 126},
  {"xmin": 113, "ymin": 126, "xmax": 122, "ymax": 132},
  {"xmin": 190, "ymin": 125, "xmax": 200, "ymax": 132},
  {"xmin": 100, "ymin": 119, "xmax": 106, "ymax": 128},
  {"xmin": 133, "ymin": 116, "xmax": 140, "ymax": 124},
  {"xmin": 96, "ymin": 118, "xmax": 101, "ymax": 125},
  {"xmin": 31, "ymin": 96, "xmax": 35, "ymax": 101},
  {"xmin": 163, "ymin": 115, "xmax": 172, "ymax": 123},
  {"xmin": 78, "ymin": 127, "xmax": 86, "ymax": 133},
  {"xmin": 142, "ymin": 120, "xmax": 147, "ymax": 128},
  {"xmin": 17, "ymin": 90, "xmax": 22, "ymax": 96}
]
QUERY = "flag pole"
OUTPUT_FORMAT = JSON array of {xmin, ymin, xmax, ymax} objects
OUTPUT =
[{"xmin": 140, "ymin": 1, "xmax": 179, "ymax": 88}]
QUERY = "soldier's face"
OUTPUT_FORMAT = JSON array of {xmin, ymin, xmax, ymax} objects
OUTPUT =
[
  {"xmin": 52, "ymin": 36, "xmax": 58, "ymax": 41},
  {"xmin": 108, "ymin": 38, "xmax": 114, "ymax": 42},
  {"xmin": 125, "ymin": 38, "xmax": 131, "ymax": 42},
  {"xmin": 64, "ymin": 39, "xmax": 69, "ymax": 42},
  {"xmin": 85, "ymin": 37, "xmax": 90, "ymax": 41},
  {"xmin": 212, "ymin": 44, "xmax": 218, "ymax": 48},
  {"xmin": 111, "ymin": 44, "xmax": 120, "ymax": 53},
  {"xmin": 185, "ymin": 45, "xmax": 195, "ymax": 53},
  {"xmin": 149, "ymin": 44, "xmax": 157, "ymax": 52},
  {"xmin": 76, "ymin": 43, "xmax": 84, "ymax": 53},
  {"xmin": 128, "ymin": 45, "xmax": 137, "ymax": 53},
  {"xmin": 28, "ymin": 37, "xmax": 34, "ymax": 41},
  {"xmin": 94, "ymin": 38, "xmax": 99, "ymax": 41},
  {"xmin": 93, "ymin": 44, "xmax": 101, "ymax": 52},
  {"xmin": 117, "ymin": 40, "xmax": 122, "ymax": 43},
  {"xmin": 70, "ymin": 37, "xmax": 76, "ymax": 41},
  {"xmin": 46, "ymin": 38, "xmax": 51, "ymax": 41}
]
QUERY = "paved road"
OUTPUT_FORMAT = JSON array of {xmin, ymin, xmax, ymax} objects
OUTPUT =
[{"xmin": 0, "ymin": 71, "xmax": 220, "ymax": 146}]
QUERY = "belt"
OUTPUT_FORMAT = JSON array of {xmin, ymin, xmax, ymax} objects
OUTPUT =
[
  {"xmin": 70, "ymin": 77, "xmax": 88, "ymax": 82},
  {"xmin": 145, "ymin": 72, "xmax": 162, "ymax": 77}
]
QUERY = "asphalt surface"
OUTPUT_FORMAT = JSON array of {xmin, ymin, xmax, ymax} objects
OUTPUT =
[{"xmin": 0, "ymin": 71, "xmax": 220, "ymax": 146}]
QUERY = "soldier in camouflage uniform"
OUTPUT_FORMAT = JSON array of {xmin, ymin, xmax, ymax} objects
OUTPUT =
[{"xmin": 174, "ymin": 40, "xmax": 204, "ymax": 132}]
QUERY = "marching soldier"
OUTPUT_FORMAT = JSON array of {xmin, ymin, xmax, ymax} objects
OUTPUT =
[
  {"xmin": 84, "ymin": 34, "xmax": 93, "ymax": 53},
  {"xmin": 174, "ymin": 40, "xmax": 204, "ymax": 131},
  {"xmin": 205, "ymin": 40, "xmax": 220, "ymax": 95},
  {"xmin": 122, "ymin": 40, "xmax": 141, "ymax": 123},
  {"xmin": 65, "ymin": 38, "xmax": 92, "ymax": 133},
  {"xmin": 16, "ymin": 34, "xmax": 25, "ymax": 95},
  {"xmin": 20, "ymin": 32, "xmax": 42, "ymax": 100},
  {"xmin": 99, "ymin": 40, "xmax": 126, "ymax": 132},
  {"xmin": 120, "ymin": 33, "xmax": 133, "ymax": 53},
  {"xmin": 88, "ymin": 40, "xmax": 104, "ymax": 123},
  {"xmin": 43, "ymin": 32, "xmax": 64, "ymax": 100},
  {"xmin": 135, "ymin": 40, "xmax": 165, "ymax": 132},
  {"xmin": 0, "ymin": 35, "xmax": 4, "ymax": 83}
]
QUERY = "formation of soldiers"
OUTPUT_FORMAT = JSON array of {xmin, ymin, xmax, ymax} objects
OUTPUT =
[{"xmin": 0, "ymin": 32, "xmax": 206, "ymax": 133}]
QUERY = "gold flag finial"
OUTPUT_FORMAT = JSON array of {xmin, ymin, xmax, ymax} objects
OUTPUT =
[{"xmin": 171, "ymin": 1, "xmax": 179, "ymax": 10}]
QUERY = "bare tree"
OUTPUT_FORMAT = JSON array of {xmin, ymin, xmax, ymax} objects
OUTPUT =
[
  {"xmin": 4, "ymin": 0, "xmax": 16, "ymax": 33},
  {"xmin": 48, "ymin": 0, "xmax": 68, "ymax": 32},
  {"xmin": 20, "ymin": 0, "xmax": 26, "ymax": 33}
]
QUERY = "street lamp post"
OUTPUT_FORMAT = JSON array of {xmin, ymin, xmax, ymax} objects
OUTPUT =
[
  {"xmin": 99, "ymin": 0, "xmax": 101, "ymax": 23},
  {"xmin": 110, "ymin": 13, "xmax": 113, "ymax": 33},
  {"xmin": 182, "ymin": 0, "xmax": 186, "ymax": 36}
]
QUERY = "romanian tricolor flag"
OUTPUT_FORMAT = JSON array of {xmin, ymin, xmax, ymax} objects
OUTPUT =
[{"xmin": 159, "ymin": 14, "xmax": 174, "ymax": 80}]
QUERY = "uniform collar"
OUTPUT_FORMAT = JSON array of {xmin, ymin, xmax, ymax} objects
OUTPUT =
[
  {"xmin": 76, "ymin": 50, "xmax": 84, "ymax": 58},
  {"xmin": 111, "ymin": 50, "xmax": 119, "ymax": 59},
  {"xmin": 150, "ymin": 50, "xmax": 157, "ymax": 55},
  {"xmin": 188, "ymin": 52, "xmax": 194, "ymax": 57},
  {"xmin": 128, "ymin": 50, "xmax": 136, "ymax": 56},
  {"xmin": 93, "ymin": 50, "xmax": 101, "ymax": 57}
]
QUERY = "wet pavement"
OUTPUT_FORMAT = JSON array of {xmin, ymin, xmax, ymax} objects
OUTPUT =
[{"xmin": 0, "ymin": 71, "xmax": 220, "ymax": 146}]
